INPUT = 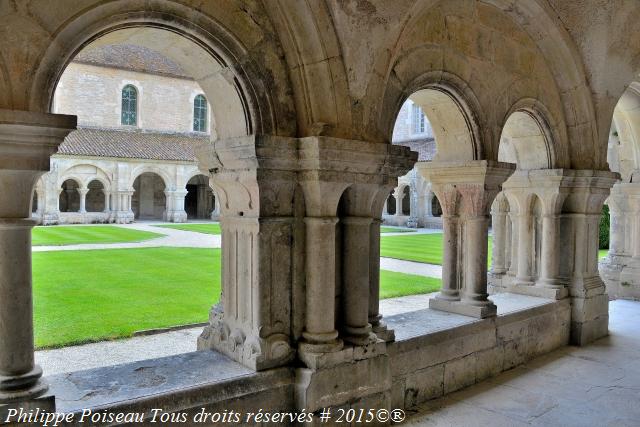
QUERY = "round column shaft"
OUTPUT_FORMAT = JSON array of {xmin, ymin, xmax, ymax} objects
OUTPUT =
[
  {"xmin": 301, "ymin": 217, "xmax": 342, "ymax": 352},
  {"xmin": 490, "ymin": 210, "xmax": 507, "ymax": 274},
  {"xmin": 538, "ymin": 214, "xmax": 561, "ymax": 288},
  {"xmin": 368, "ymin": 219, "xmax": 385, "ymax": 332},
  {"xmin": 0, "ymin": 219, "xmax": 47, "ymax": 402},
  {"xmin": 462, "ymin": 216, "xmax": 493, "ymax": 306},
  {"xmin": 508, "ymin": 212, "xmax": 519, "ymax": 277},
  {"xmin": 515, "ymin": 212, "xmax": 534, "ymax": 285},
  {"xmin": 437, "ymin": 214, "xmax": 460, "ymax": 301},
  {"xmin": 341, "ymin": 216, "xmax": 375, "ymax": 345}
]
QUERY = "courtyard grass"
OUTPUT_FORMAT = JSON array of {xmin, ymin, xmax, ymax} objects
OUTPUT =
[
  {"xmin": 153, "ymin": 223, "xmax": 222, "ymax": 235},
  {"xmin": 380, "ymin": 226, "xmax": 416, "ymax": 233},
  {"xmin": 33, "ymin": 247, "xmax": 442, "ymax": 348},
  {"xmin": 599, "ymin": 249, "xmax": 608, "ymax": 259},
  {"xmin": 33, "ymin": 248, "xmax": 220, "ymax": 348},
  {"xmin": 32, "ymin": 225, "xmax": 164, "ymax": 246},
  {"xmin": 381, "ymin": 233, "xmax": 493, "ymax": 266}
]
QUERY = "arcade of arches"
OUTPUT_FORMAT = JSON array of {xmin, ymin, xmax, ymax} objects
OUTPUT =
[{"xmin": 1, "ymin": 0, "xmax": 640, "ymax": 423}]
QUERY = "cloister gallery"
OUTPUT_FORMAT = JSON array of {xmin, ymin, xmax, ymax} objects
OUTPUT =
[{"xmin": 1, "ymin": 0, "xmax": 640, "ymax": 425}]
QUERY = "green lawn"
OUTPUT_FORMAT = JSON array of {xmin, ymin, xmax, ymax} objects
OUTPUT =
[
  {"xmin": 153, "ymin": 223, "xmax": 221, "ymax": 235},
  {"xmin": 33, "ymin": 247, "xmax": 441, "ymax": 348},
  {"xmin": 380, "ymin": 270, "xmax": 441, "ymax": 299},
  {"xmin": 32, "ymin": 225, "xmax": 164, "ymax": 246},
  {"xmin": 381, "ymin": 233, "xmax": 492, "ymax": 266},
  {"xmin": 599, "ymin": 249, "xmax": 608, "ymax": 259},
  {"xmin": 33, "ymin": 248, "xmax": 220, "ymax": 348},
  {"xmin": 380, "ymin": 226, "xmax": 416, "ymax": 233}
]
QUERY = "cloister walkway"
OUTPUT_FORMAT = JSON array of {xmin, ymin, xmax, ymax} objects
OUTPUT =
[{"xmin": 405, "ymin": 299, "xmax": 640, "ymax": 426}]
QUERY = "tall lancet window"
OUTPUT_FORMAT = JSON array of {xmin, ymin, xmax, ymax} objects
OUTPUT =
[
  {"xmin": 193, "ymin": 94, "xmax": 208, "ymax": 132},
  {"xmin": 121, "ymin": 85, "xmax": 138, "ymax": 126}
]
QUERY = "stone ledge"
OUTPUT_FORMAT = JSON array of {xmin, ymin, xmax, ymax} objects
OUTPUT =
[{"xmin": 429, "ymin": 298, "xmax": 497, "ymax": 318}]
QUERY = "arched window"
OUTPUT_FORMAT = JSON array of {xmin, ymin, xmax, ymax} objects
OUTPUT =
[
  {"xmin": 193, "ymin": 94, "xmax": 208, "ymax": 132},
  {"xmin": 121, "ymin": 85, "xmax": 138, "ymax": 126}
]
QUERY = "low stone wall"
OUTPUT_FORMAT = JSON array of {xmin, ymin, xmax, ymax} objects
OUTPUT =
[
  {"xmin": 386, "ymin": 296, "xmax": 570, "ymax": 410},
  {"xmin": 40, "ymin": 295, "xmax": 570, "ymax": 426}
]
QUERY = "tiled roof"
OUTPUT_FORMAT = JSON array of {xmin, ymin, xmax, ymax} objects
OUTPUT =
[
  {"xmin": 74, "ymin": 45, "xmax": 191, "ymax": 78},
  {"xmin": 58, "ymin": 128, "xmax": 208, "ymax": 162},
  {"xmin": 393, "ymin": 138, "xmax": 436, "ymax": 161}
]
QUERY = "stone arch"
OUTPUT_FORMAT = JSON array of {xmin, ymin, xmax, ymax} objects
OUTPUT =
[
  {"xmin": 30, "ymin": 1, "xmax": 297, "ymax": 140},
  {"xmin": 401, "ymin": 186, "xmax": 411, "ymax": 216},
  {"xmin": 389, "ymin": 75, "xmax": 482, "ymax": 162},
  {"xmin": 59, "ymin": 178, "xmax": 81, "ymax": 213},
  {"xmin": 386, "ymin": 191, "xmax": 397, "ymax": 215},
  {"xmin": 377, "ymin": 0, "xmax": 585, "ymax": 167},
  {"xmin": 129, "ymin": 166, "xmax": 171, "ymax": 191},
  {"xmin": 498, "ymin": 102, "xmax": 557, "ymax": 170},
  {"xmin": 132, "ymin": 172, "xmax": 166, "ymax": 220},
  {"xmin": 86, "ymin": 180, "xmax": 106, "ymax": 213},
  {"xmin": 57, "ymin": 164, "xmax": 112, "ymax": 191},
  {"xmin": 185, "ymin": 174, "xmax": 215, "ymax": 220},
  {"xmin": 608, "ymin": 82, "xmax": 640, "ymax": 182}
]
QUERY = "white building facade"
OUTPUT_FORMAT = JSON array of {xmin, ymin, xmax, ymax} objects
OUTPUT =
[
  {"xmin": 384, "ymin": 99, "xmax": 442, "ymax": 228},
  {"xmin": 33, "ymin": 45, "xmax": 218, "ymax": 224}
]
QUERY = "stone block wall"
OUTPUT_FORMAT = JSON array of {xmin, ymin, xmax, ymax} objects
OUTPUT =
[{"xmin": 387, "ymin": 299, "xmax": 570, "ymax": 410}]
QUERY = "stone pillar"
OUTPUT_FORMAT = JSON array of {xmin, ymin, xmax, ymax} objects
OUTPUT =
[
  {"xmin": 406, "ymin": 181, "xmax": 419, "ymax": 228},
  {"xmin": 490, "ymin": 194, "xmax": 507, "ymax": 275},
  {"xmin": 112, "ymin": 190, "xmax": 134, "ymax": 223},
  {"xmin": 419, "ymin": 160, "xmax": 514, "ymax": 318},
  {"xmin": 600, "ymin": 183, "xmax": 635, "ymax": 299},
  {"xmin": 515, "ymin": 210, "xmax": 534, "ymax": 285},
  {"xmin": 507, "ymin": 211, "xmax": 519, "ymax": 279},
  {"xmin": 395, "ymin": 187, "xmax": 402, "ymax": 216},
  {"xmin": 302, "ymin": 216, "xmax": 343, "ymax": 352},
  {"xmin": 341, "ymin": 216, "xmax": 376, "ymax": 345},
  {"xmin": 537, "ymin": 212, "xmax": 562, "ymax": 290},
  {"xmin": 164, "ymin": 190, "xmax": 188, "ymax": 223},
  {"xmin": 561, "ymin": 170, "xmax": 618, "ymax": 345},
  {"xmin": 196, "ymin": 135, "xmax": 297, "ymax": 370},
  {"xmin": 433, "ymin": 185, "xmax": 460, "ymax": 301},
  {"xmin": 425, "ymin": 191, "xmax": 434, "ymax": 217},
  {"xmin": 103, "ymin": 191, "xmax": 110, "ymax": 213},
  {"xmin": 78, "ymin": 188, "xmax": 88, "ymax": 214},
  {"xmin": 0, "ymin": 110, "xmax": 75, "ymax": 414}
]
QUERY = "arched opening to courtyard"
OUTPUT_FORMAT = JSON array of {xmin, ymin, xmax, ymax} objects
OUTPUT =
[
  {"xmin": 86, "ymin": 180, "xmax": 106, "ymax": 213},
  {"xmin": 59, "ymin": 179, "xmax": 81, "ymax": 213},
  {"xmin": 185, "ymin": 174, "xmax": 215, "ymax": 220},
  {"xmin": 132, "ymin": 172, "xmax": 166, "ymax": 220}
]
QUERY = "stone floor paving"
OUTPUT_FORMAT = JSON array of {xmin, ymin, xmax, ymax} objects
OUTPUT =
[{"xmin": 405, "ymin": 299, "xmax": 640, "ymax": 427}]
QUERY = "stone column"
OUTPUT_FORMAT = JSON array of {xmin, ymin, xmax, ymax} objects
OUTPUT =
[
  {"xmin": 341, "ymin": 216, "xmax": 376, "ymax": 345},
  {"xmin": 458, "ymin": 184, "xmax": 498, "ymax": 315},
  {"xmin": 406, "ymin": 181, "xmax": 419, "ymax": 228},
  {"xmin": 0, "ymin": 110, "xmax": 75, "ymax": 412},
  {"xmin": 419, "ymin": 160, "xmax": 515, "ymax": 318},
  {"xmin": 425, "ymin": 191, "xmax": 434, "ymax": 217},
  {"xmin": 537, "ymin": 212, "xmax": 562, "ymax": 290},
  {"xmin": 507, "ymin": 211, "xmax": 519, "ymax": 279},
  {"xmin": 490, "ymin": 194, "xmax": 507, "ymax": 275},
  {"xmin": 562, "ymin": 170, "xmax": 618, "ymax": 345},
  {"xmin": 196, "ymin": 135, "xmax": 297, "ymax": 370},
  {"xmin": 103, "ymin": 191, "xmax": 110, "ymax": 213},
  {"xmin": 515, "ymin": 210, "xmax": 534, "ymax": 285},
  {"xmin": 432, "ymin": 185, "xmax": 460, "ymax": 301},
  {"xmin": 78, "ymin": 188, "xmax": 88, "ymax": 214},
  {"xmin": 302, "ymin": 216, "xmax": 343, "ymax": 351},
  {"xmin": 395, "ymin": 187, "xmax": 402, "ymax": 216},
  {"xmin": 368, "ymin": 219, "xmax": 392, "ymax": 340}
]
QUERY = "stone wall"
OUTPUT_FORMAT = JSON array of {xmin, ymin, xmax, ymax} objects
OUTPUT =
[{"xmin": 54, "ymin": 63, "xmax": 210, "ymax": 134}]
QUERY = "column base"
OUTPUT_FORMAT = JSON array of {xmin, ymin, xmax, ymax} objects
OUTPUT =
[
  {"xmin": 197, "ymin": 307, "xmax": 294, "ymax": 371},
  {"xmin": 166, "ymin": 210, "xmax": 188, "ymax": 223},
  {"xmin": 370, "ymin": 318, "xmax": 395, "ymax": 342},
  {"xmin": 508, "ymin": 283, "xmax": 569, "ymax": 300},
  {"xmin": 341, "ymin": 324, "xmax": 377, "ymax": 346},
  {"xmin": 429, "ymin": 298, "xmax": 497, "ymax": 318},
  {"xmin": 570, "ymin": 291, "xmax": 609, "ymax": 346},
  {"xmin": 0, "ymin": 391, "xmax": 54, "ymax": 423}
]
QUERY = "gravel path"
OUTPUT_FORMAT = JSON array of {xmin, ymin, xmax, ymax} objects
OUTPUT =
[
  {"xmin": 33, "ymin": 221, "xmax": 220, "ymax": 252},
  {"xmin": 36, "ymin": 293, "xmax": 437, "ymax": 376}
]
